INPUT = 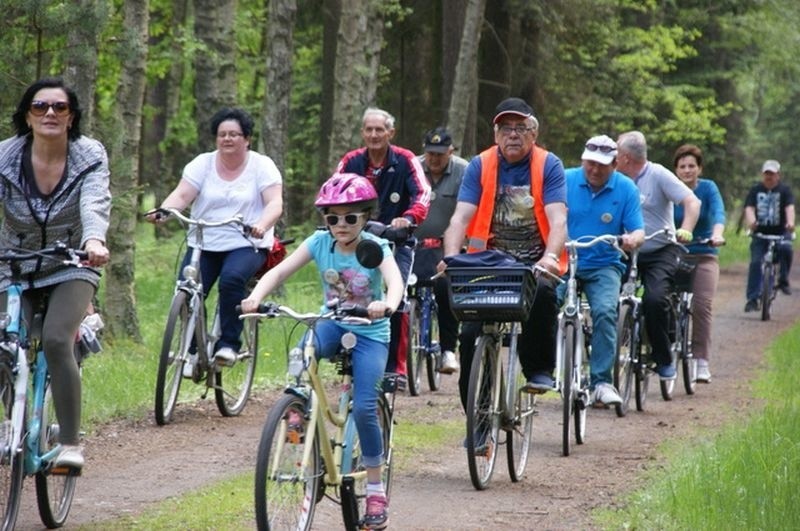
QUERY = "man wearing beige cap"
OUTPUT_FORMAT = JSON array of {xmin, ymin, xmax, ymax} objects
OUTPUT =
[
  {"xmin": 744, "ymin": 159, "xmax": 796, "ymax": 311},
  {"xmin": 561, "ymin": 135, "xmax": 644, "ymax": 407}
]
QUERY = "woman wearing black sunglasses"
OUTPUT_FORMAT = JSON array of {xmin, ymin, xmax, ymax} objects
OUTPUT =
[{"xmin": 0, "ymin": 77, "xmax": 112, "ymax": 470}]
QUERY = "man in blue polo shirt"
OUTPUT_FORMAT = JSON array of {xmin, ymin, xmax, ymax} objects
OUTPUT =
[{"xmin": 562, "ymin": 134, "xmax": 644, "ymax": 406}]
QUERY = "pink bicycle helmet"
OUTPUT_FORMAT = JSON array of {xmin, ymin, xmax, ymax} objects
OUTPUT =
[{"xmin": 315, "ymin": 173, "xmax": 378, "ymax": 211}]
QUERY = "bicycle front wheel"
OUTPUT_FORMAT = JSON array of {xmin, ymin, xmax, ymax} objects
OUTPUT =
[
  {"xmin": 254, "ymin": 394, "xmax": 319, "ymax": 531},
  {"xmin": 36, "ymin": 381, "xmax": 78, "ymax": 529},
  {"xmin": 154, "ymin": 291, "xmax": 190, "ymax": 426},
  {"xmin": 466, "ymin": 334, "xmax": 500, "ymax": 490},
  {"xmin": 0, "ymin": 357, "xmax": 23, "ymax": 531},
  {"xmin": 425, "ymin": 302, "xmax": 441, "ymax": 392},
  {"xmin": 614, "ymin": 303, "xmax": 635, "ymax": 417},
  {"xmin": 506, "ymin": 342, "xmax": 533, "ymax": 482},
  {"xmin": 561, "ymin": 322, "xmax": 576, "ymax": 457},
  {"xmin": 405, "ymin": 298, "xmax": 423, "ymax": 397},
  {"xmin": 215, "ymin": 316, "xmax": 258, "ymax": 417},
  {"xmin": 761, "ymin": 262, "xmax": 774, "ymax": 321},
  {"xmin": 680, "ymin": 307, "xmax": 696, "ymax": 395}
]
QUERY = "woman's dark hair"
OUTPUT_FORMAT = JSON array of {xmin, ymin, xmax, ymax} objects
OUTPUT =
[
  {"xmin": 209, "ymin": 107, "xmax": 254, "ymax": 138},
  {"xmin": 12, "ymin": 77, "xmax": 83, "ymax": 140},
  {"xmin": 673, "ymin": 143, "xmax": 703, "ymax": 169}
]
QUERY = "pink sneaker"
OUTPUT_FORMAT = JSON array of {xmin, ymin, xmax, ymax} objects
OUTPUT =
[{"xmin": 363, "ymin": 494, "xmax": 388, "ymax": 529}]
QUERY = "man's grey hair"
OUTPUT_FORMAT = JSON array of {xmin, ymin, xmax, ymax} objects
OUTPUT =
[
  {"xmin": 362, "ymin": 107, "xmax": 395, "ymax": 129},
  {"xmin": 617, "ymin": 130, "xmax": 647, "ymax": 161}
]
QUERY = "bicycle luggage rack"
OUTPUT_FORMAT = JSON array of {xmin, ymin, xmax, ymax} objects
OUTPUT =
[{"xmin": 446, "ymin": 266, "xmax": 536, "ymax": 322}]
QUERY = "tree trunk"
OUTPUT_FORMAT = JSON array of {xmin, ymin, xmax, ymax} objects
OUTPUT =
[
  {"xmin": 327, "ymin": 0, "xmax": 383, "ymax": 172},
  {"xmin": 104, "ymin": 0, "xmax": 150, "ymax": 341},
  {"xmin": 318, "ymin": 0, "xmax": 340, "ymax": 178},
  {"xmin": 261, "ymin": 0, "xmax": 297, "ymax": 175},
  {"xmin": 446, "ymin": 0, "xmax": 487, "ymax": 154},
  {"xmin": 63, "ymin": 0, "xmax": 104, "ymax": 135},
  {"xmin": 193, "ymin": 0, "xmax": 237, "ymax": 151}
]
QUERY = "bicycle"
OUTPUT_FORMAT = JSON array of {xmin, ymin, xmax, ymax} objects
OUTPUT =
[
  {"xmin": 0, "ymin": 243, "xmax": 94, "ymax": 529},
  {"xmin": 752, "ymin": 233, "xmax": 789, "ymax": 322},
  {"xmin": 150, "ymin": 207, "xmax": 260, "ymax": 425},
  {"xmin": 405, "ymin": 242, "xmax": 442, "ymax": 396},
  {"xmin": 446, "ymin": 262, "xmax": 537, "ymax": 490},
  {"xmin": 557, "ymin": 234, "xmax": 623, "ymax": 456},
  {"xmin": 246, "ymin": 301, "xmax": 396, "ymax": 531},
  {"xmin": 659, "ymin": 254, "xmax": 697, "ymax": 400}
]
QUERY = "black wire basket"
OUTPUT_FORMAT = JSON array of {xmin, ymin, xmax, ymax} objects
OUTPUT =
[{"xmin": 446, "ymin": 266, "xmax": 536, "ymax": 322}]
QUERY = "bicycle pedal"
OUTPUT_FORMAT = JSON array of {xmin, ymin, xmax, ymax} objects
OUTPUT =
[{"xmin": 49, "ymin": 465, "xmax": 82, "ymax": 477}]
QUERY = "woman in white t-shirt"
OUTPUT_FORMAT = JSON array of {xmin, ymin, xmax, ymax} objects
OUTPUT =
[{"xmin": 149, "ymin": 107, "xmax": 283, "ymax": 365}]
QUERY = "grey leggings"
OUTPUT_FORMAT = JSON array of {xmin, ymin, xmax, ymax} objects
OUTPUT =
[{"xmin": 2, "ymin": 280, "xmax": 95, "ymax": 445}]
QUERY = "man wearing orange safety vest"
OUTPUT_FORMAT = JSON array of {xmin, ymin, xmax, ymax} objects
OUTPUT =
[{"xmin": 440, "ymin": 97, "xmax": 568, "ymax": 412}]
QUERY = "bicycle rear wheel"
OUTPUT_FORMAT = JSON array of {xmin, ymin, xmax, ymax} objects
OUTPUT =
[
  {"xmin": 341, "ymin": 393, "xmax": 393, "ymax": 530},
  {"xmin": 466, "ymin": 334, "xmax": 500, "ymax": 490},
  {"xmin": 154, "ymin": 291, "xmax": 190, "ymax": 426},
  {"xmin": 254, "ymin": 394, "xmax": 319, "ymax": 531},
  {"xmin": 36, "ymin": 381, "xmax": 78, "ymax": 529},
  {"xmin": 761, "ymin": 262, "xmax": 774, "ymax": 321},
  {"xmin": 574, "ymin": 336, "xmax": 589, "ymax": 446},
  {"xmin": 405, "ymin": 298, "xmax": 423, "ymax": 396},
  {"xmin": 614, "ymin": 303, "xmax": 635, "ymax": 417},
  {"xmin": 215, "ymin": 316, "xmax": 258, "ymax": 416},
  {"xmin": 425, "ymin": 302, "xmax": 441, "ymax": 392},
  {"xmin": 634, "ymin": 322, "xmax": 650, "ymax": 412},
  {"xmin": 0, "ymin": 357, "xmax": 23, "ymax": 531},
  {"xmin": 561, "ymin": 322, "xmax": 576, "ymax": 457},
  {"xmin": 680, "ymin": 307, "xmax": 696, "ymax": 395},
  {"xmin": 506, "ymin": 335, "xmax": 533, "ymax": 482}
]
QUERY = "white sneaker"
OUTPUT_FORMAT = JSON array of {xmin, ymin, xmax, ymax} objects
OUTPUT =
[
  {"xmin": 592, "ymin": 383, "xmax": 622, "ymax": 407},
  {"xmin": 214, "ymin": 347, "xmax": 238, "ymax": 367},
  {"xmin": 182, "ymin": 354, "xmax": 197, "ymax": 378},
  {"xmin": 696, "ymin": 360, "xmax": 711, "ymax": 383},
  {"xmin": 53, "ymin": 444, "xmax": 84, "ymax": 469},
  {"xmin": 439, "ymin": 351, "xmax": 460, "ymax": 374}
]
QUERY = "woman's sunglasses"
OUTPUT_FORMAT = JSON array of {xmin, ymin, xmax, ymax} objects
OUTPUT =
[
  {"xmin": 29, "ymin": 101, "xmax": 71, "ymax": 117},
  {"xmin": 324, "ymin": 212, "xmax": 367, "ymax": 226}
]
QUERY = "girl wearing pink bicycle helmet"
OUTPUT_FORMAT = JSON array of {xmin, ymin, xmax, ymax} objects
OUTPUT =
[{"xmin": 243, "ymin": 173, "xmax": 402, "ymax": 529}]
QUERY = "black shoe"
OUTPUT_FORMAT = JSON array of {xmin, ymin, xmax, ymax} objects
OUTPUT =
[
  {"xmin": 779, "ymin": 284, "xmax": 792, "ymax": 295},
  {"xmin": 744, "ymin": 299, "xmax": 759, "ymax": 312}
]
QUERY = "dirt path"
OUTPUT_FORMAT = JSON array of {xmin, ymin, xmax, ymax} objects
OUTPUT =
[{"xmin": 13, "ymin": 260, "xmax": 800, "ymax": 530}]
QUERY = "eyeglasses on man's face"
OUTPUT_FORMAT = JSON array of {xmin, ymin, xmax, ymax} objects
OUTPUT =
[
  {"xmin": 29, "ymin": 100, "xmax": 71, "ymax": 117},
  {"xmin": 217, "ymin": 131, "xmax": 244, "ymax": 139},
  {"xmin": 325, "ymin": 212, "xmax": 367, "ymax": 226},
  {"xmin": 585, "ymin": 143, "xmax": 615, "ymax": 154},
  {"xmin": 497, "ymin": 124, "xmax": 533, "ymax": 136}
]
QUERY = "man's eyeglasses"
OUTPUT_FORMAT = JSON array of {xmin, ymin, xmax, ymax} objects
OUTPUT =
[
  {"xmin": 29, "ymin": 101, "xmax": 70, "ymax": 117},
  {"xmin": 585, "ymin": 143, "xmax": 616, "ymax": 154},
  {"xmin": 324, "ymin": 212, "xmax": 367, "ymax": 226},
  {"xmin": 497, "ymin": 124, "xmax": 533, "ymax": 136},
  {"xmin": 217, "ymin": 131, "xmax": 244, "ymax": 139}
]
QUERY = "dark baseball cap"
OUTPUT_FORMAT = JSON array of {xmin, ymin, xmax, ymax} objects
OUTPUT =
[
  {"xmin": 423, "ymin": 127, "xmax": 453, "ymax": 153},
  {"xmin": 493, "ymin": 97, "xmax": 535, "ymax": 124}
]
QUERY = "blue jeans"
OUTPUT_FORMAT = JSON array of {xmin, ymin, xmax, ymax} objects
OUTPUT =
[
  {"xmin": 746, "ymin": 235, "xmax": 793, "ymax": 301},
  {"xmin": 306, "ymin": 322, "xmax": 388, "ymax": 468},
  {"xmin": 556, "ymin": 267, "xmax": 622, "ymax": 389},
  {"xmin": 182, "ymin": 246, "xmax": 267, "ymax": 352}
]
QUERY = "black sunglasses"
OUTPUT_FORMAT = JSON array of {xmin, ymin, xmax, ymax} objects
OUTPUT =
[
  {"xmin": 585, "ymin": 143, "xmax": 615, "ymax": 154},
  {"xmin": 29, "ymin": 100, "xmax": 71, "ymax": 117},
  {"xmin": 324, "ymin": 212, "xmax": 367, "ymax": 226}
]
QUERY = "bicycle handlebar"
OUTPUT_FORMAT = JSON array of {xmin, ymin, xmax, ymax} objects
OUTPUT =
[
  {"xmin": 0, "ymin": 243, "xmax": 89, "ymax": 268},
  {"xmin": 146, "ymin": 207, "xmax": 253, "ymax": 233},
  {"xmin": 238, "ymin": 301, "xmax": 379, "ymax": 326}
]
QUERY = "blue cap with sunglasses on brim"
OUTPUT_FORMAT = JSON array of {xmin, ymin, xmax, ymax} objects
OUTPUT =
[{"xmin": 581, "ymin": 134, "xmax": 618, "ymax": 165}]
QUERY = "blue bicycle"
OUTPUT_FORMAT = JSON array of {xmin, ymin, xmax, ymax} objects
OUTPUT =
[
  {"xmin": 405, "ymin": 273, "xmax": 442, "ymax": 396},
  {"xmin": 0, "ymin": 243, "xmax": 92, "ymax": 529}
]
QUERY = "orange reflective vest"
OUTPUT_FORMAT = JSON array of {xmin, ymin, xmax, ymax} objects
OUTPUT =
[{"xmin": 465, "ymin": 145, "xmax": 567, "ymax": 273}]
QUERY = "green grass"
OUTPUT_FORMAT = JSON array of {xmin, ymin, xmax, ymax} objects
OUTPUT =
[{"xmin": 597, "ymin": 318, "xmax": 800, "ymax": 530}]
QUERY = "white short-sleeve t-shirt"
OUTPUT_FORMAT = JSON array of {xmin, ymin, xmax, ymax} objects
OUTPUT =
[{"xmin": 183, "ymin": 150, "xmax": 282, "ymax": 251}]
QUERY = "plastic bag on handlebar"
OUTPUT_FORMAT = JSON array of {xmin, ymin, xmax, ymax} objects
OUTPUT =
[
  {"xmin": 443, "ymin": 249, "xmax": 519, "ymax": 268},
  {"xmin": 253, "ymin": 238, "xmax": 288, "ymax": 280}
]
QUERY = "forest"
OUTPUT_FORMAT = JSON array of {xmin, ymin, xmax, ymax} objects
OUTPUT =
[{"xmin": 1, "ymin": 0, "xmax": 799, "ymax": 339}]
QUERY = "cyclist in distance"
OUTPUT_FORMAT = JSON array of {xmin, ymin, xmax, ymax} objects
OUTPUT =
[
  {"xmin": 673, "ymin": 144, "xmax": 726, "ymax": 382},
  {"xmin": 146, "ymin": 107, "xmax": 283, "ymax": 370},
  {"xmin": 616, "ymin": 131, "xmax": 700, "ymax": 382},
  {"xmin": 440, "ymin": 96, "xmax": 568, "ymax": 408},
  {"xmin": 414, "ymin": 126, "xmax": 468, "ymax": 374},
  {"xmin": 743, "ymin": 159, "xmax": 795, "ymax": 312},
  {"xmin": 0, "ymin": 77, "xmax": 111, "ymax": 469},
  {"xmin": 562, "ymin": 135, "xmax": 644, "ymax": 407},
  {"xmin": 241, "ymin": 173, "xmax": 403, "ymax": 529},
  {"xmin": 337, "ymin": 107, "xmax": 431, "ymax": 391}
]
